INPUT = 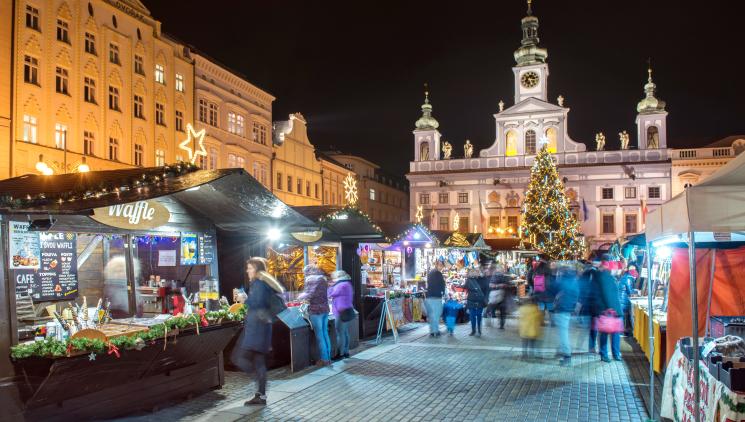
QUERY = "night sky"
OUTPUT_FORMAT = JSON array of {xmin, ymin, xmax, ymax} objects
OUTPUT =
[{"xmin": 147, "ymin": 1, "xmax": 745, "ymax": 177}]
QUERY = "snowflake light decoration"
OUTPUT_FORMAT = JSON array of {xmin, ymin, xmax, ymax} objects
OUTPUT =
[{"xmin": 343, "ymin": 173, "xmax": 358, "ymax": 206}]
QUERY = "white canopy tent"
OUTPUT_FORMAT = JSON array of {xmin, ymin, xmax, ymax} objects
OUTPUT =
[{"xmin": 645, "ymin": 150, "xmax": 745, "ymax": 422}]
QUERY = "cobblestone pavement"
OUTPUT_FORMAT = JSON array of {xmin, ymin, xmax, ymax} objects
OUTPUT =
[{"xmin": 116, "ymin": 317, "xmax": 653, "ymax": 422}]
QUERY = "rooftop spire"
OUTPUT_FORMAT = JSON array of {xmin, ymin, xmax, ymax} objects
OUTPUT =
[
  {"xmin": 415, "ymin": 83, "xmax": 439, "ymax": 130},
  {"xmin": 637, "ymin": 59, "xmax": 666, "ymax": 114},
  {"xmin": 514, "ymin": 0, "xmax": 547, "ymax": 66}
]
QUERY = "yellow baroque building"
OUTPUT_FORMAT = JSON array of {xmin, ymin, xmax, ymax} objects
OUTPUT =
[
  {"xmin": 272, "ymin": 113, "xmax": 323, "ymax": 206},
  {"xmin": 2, "ymin": 0, "xmax": 194, "ymax": 177}
]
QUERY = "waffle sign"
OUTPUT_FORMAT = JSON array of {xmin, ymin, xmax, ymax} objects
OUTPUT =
[{"xmin": 91, "ymin": 200, "xmax": 171, "ymax": 230}]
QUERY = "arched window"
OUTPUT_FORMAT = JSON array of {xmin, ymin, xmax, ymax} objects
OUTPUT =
[
  {"xmin": 545, "ymin": 127, "xmax": 558, "ymax": 153},
  {"xmin": 525, "ymin": 130, "xmax": 537, "ymax": 155},
  {"xmin": 647, "ymin": 126, "xmax": 659, "ymax": 149},
  {"xmin": 505, "ymin": 130, "xmax": 518, "ymax": 156}
]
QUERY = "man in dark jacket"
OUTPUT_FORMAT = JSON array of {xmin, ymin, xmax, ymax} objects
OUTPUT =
[
  {"xmin": 552, "ymin": 263, "xmax": 580, "ymax": 366},
  {"xmin": 426, "ymin": 260, "xmax": 447, "ymax": 337},
  {"xmin": 597, "ymin": 255, "xmax": 623, "ymax": 362}
]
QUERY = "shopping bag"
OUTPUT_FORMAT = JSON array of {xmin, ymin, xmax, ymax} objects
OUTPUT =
[{"xmin": 594, "ymin": 310, "xmax": 623, "ymax": 334}]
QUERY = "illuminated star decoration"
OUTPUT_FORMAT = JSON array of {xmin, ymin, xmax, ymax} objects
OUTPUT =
[
  {"xmin": 88, "ymin": 352, "xmax": 96, "ymax": 361},
  {"xmin": 415, "ymin": 205, "xmax": 424, "ymax": 224},
  {"xmin": 343, "ymin": 173, "xmax": 358, "ymax": 206},
  {"xmin": 178, "ymin": 124, "xmax": 208, "ymax": 164}
]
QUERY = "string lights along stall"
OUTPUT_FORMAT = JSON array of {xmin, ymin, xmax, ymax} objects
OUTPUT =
[
  {"xmin": 645, "ymin": 151, "xmax": 745, "ymax": 422},
  {"xmin": 0, "ymin": 165, "xmax": 312, "ymax": 420}
]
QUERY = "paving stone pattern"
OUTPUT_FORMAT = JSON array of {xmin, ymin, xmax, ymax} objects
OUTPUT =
[{"xmin": 116, "ymin": 319, "xmax": 653, "ymax": 422}]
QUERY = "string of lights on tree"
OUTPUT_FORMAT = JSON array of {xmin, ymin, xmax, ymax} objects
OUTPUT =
[
  {"xmin": 520, "ymin": 145, "xmax": 586, "ymax": 259},
  {"xmin": 0, "ymin": 162, "xmax": 200, "ymax": 211}
]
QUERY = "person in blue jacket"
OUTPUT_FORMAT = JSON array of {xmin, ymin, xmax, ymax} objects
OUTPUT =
[
  {"xmin": 597, "ymin": 255, "xmax": 623, "ymax": 362},
  {"xmin": 618, "ymin": 264, "xmax": 637, "ymax": 336}
]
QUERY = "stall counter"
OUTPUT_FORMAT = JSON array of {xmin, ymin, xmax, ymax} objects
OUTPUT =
[{"xmin": 631, "ymin": 298, "xmax": 667, "ymax": 373}]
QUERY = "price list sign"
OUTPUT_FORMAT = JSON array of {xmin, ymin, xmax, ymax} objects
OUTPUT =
[
  {"xmin": 37, "ymin": 232, "xmax": 78, "ymax": 300},
  {"xmin": 198, "ymin": 232, "xmax": 215, "ymax": 265}
]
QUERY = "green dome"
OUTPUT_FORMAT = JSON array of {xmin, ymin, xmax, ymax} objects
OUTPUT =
[{"xmin": 415, "ymin": 94, "xmax": 439, "ymax": 130}]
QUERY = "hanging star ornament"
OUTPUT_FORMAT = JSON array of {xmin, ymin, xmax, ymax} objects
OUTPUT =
[
  {"xmin": 179, "ymin": 123, "xmax": 208, "ymax": 164},
  {"xmin": 343, "ymin": 173, "xmax": 358, "ymax": 206},
  {"xmin": 88, "ymin": 352, "xmax": 97, "ymax": 361},
  {"xmin": 415, "ymin": 205, "xmax": 424, "ymax": 224}
]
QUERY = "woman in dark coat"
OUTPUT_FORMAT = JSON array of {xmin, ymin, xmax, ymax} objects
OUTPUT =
[
  {"xmin": 464, "ymin": 267, "xmax": 486, "ymax": 337},
  {"xmin": 233, "ymin": 257, "xmax": 285, "ymax": 406}
]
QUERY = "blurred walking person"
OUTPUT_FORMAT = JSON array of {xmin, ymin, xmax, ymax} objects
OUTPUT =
[
  {"xmin": 426, "ymin": 260, "xmax": 447, "ymax": 337},
  {"xmin": 551, "ymin": 262, "xmax": 580, "ymax": 366},
  {"xmin": 578, "ymin": 260, "xmax": 601, "ymax": 354},
  {"xmin": 234, "ymin": 258, "xmax": 285, "ymax": 406},
  {"xmin": 443, "ymin": 294, "xmax": 463, "ymax": 336},
  {"xmin": 300, "ymin": 265, "xmax": 332, "ymax": 366},
  {"xmin": 519, "ymin": 296, "xmax": 543, "ymax": 358},
  {"xmin": 465, "ymin": 267, "xmax": 486, "ymax": 336},
  {"xmin": 490, "ymin": 264, "xmax": 513, "ymax": 330},
  {"xmin": 618, "ymin": 265, "xmax": 637, "ymax": 337},
  {"xmin": 597, "ymin": 255, "xmax": 623, "ymax": 362}
]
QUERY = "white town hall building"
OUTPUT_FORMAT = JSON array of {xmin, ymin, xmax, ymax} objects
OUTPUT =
[{"xmin": 406, "ymin": 3, "xmax": 678, "ymax": 251}]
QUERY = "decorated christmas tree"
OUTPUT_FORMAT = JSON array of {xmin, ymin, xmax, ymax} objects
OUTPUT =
[{"xmin": 520, "ymin": 145, "xmax": 585, "ymax": 259}]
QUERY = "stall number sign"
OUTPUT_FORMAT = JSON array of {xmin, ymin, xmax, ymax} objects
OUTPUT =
[
  {"xmin": 91, "ymin": 200, "xmax": 170, "ymax": 230},
  {"xmin": 13, "ymin": 231, "xmax": 78, "ymax": 301}
]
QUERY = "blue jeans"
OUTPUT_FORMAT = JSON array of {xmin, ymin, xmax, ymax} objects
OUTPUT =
[
  {"xmin": 310, "ymin": 313, "xmax": 331, "ymax": 361},
  {"xmin": 469, "ymin": 307, "xmax": 483, "ymax": 333},
  {"xmin": 425, "ymin": 298, "xmax": 443, "ymax": 334},
  {"xmin": 554, "ymin": 312, "xmax": 571, "ymax": 357},
  {"xmin": 445, "ymin": 316, "xmax": 456, "ymax": 333},
  {"xmin": 335, "ymin": 318, "xmax": 350, "ymax": 356},
  {"xmin": 599, "ymin": 332, "xmax": 621, "ymax": 359}
]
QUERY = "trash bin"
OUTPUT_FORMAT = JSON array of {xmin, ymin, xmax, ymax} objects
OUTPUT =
[{"xmin": 268, "ymin": 307, "xmax": 311, "ymax": 372}]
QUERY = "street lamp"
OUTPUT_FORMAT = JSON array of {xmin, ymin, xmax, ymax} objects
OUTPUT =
[{"xmin": 77, "ymin": 157, "xmax": 90, "ymax": 173}]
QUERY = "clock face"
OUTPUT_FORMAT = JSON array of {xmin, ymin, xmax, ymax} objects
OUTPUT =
[{"xmin": 521, "ymin": 71, "xmax": 540, "ymax": 89}]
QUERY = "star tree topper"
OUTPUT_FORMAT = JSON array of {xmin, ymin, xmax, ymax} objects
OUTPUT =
[
  {"xmin": 179, "ymin": 124, "xmax": 208, "ymax": 164},
  {"xmin": 343, "ymin": 173, "xmax": 358, "ymax": 206}
]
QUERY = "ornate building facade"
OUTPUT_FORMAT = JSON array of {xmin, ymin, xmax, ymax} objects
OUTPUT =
[
  {"xmin": 671, "ymin": 136, "xmax": 745, "ymax": 197},
  {"xmin": 407, "ymin": 4, "xmax": 672, "ymax": 250},
  {"xmin": 271, "ymin": 113, "xmax": 324, "ymax": 206},
  {"xmin": 192, "ymin": 52, "xmax": 274, "ymax": 188},
  {"xmin": 2, "ymin": 0, "xmax": 194, "ymax": 177}
]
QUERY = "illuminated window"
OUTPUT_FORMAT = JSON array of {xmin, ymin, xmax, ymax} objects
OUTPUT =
[
  {"xmin": 369, "ymin": 189, "xmax": 376, "ymax": 200},
  {"xmin": 208, "ymin": 103, "xmax": 218, "ymax": 126},
  {"xmin": 209, "ymin": 147, "xmax": 218, "ymax": 169},
  {"xmin": 54, "ymin": 123, "xmax": 67, "ymax": 149},
  {"xmin": 23, "ymin": 115, "xmax": 38, "ymax": 144},
  {"xmin": 154, "ymin": 64, "xmax": 165, "ymax": 84},
  {"xmin": 507, "ymin": 216, "xmax": 518, "ymax": 231},
  {"xmin": 175, "ymin": 73, "xmax": 184, "ymax": 92},
  {"xmin": 545, "ymin": 127, "xmax": 558, "ymax": 153},
  {"xmin": 155, "ymin": 149, "xmax": 165, "ymax": 166},
  {"xmin": 505, "ymin": 130, "xmax": 517, "ymax": 156},
  {"xmin": 228, "ymin": 112, "xmax": 245, "ymax": 135}
]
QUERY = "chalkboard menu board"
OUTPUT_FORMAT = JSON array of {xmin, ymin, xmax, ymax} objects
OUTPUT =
[
  {"xmin": 12, "ymin": 231, "xmax": 78, "ymax": 301},
  {"xmin": 198, "ymin": 232, "xmax": 215, "ymax": 265}
]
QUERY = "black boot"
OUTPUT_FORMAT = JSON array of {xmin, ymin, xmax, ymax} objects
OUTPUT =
[{"xmin": 245, "ymin": 393, "xmax": 267, "ymax": 406}]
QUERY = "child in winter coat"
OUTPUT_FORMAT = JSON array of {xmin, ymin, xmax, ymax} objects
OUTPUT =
[
  {"xmin": 519, "ymin": 296, "xmax": 543, "ymax": 358},
  {"xmin": 442, "ymin": 295, "xmax": 464, "ymax": 336}
]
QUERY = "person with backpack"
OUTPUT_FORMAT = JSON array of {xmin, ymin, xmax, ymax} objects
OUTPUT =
[
  {"xmin": 488, "ymin": 264, "xmax": 513, "ymax": 330},
  {"xmin": 234, "ymin": 257, "xmax": 285, "ymax": 406},
  {"xmin": 329, "ymin": 270, "xmax": 355, "ymax": 359},
  {"xmin": 529, "ymin": 257, "xmax": 553, "ymax": 325},
  {"xmin": 300, "ymin": 265, "xmax": 332, "ymax": 366},
  {"xmin": 464, "ymin": 266, "xmax": 486, "ymax": 336}
]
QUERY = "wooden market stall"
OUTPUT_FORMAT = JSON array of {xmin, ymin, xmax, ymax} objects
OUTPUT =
[{"xmin": 0, "ymin": 166, "xmax": 315, "ymax": 420}]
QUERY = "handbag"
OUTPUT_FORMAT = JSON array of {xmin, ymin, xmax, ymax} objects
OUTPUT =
[
  {"xmin": 489, "ymin": 288, "xmax": 504, "ymax": 305},
  {"xmin": 594, "ymin": 309, "xmax": 623, "ymax": 334},
  {"xmin": 340, "ymin": 307, "xmax": 356, "ymax": 322}
]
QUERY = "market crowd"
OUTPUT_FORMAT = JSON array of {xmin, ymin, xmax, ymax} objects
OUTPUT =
[{"xmin": 425, "ymin": 253, "xmax": 638, "ymax": 367}]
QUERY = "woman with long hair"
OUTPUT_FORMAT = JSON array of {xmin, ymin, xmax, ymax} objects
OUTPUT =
[{"xmin": 233, "ymin": 257, "xmax": 285, "ymax": 406}]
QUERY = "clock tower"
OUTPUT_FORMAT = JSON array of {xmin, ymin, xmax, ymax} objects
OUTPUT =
[{"xmin": 513, "ymin": 0, "xmax": 549, "ymax": 104}]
